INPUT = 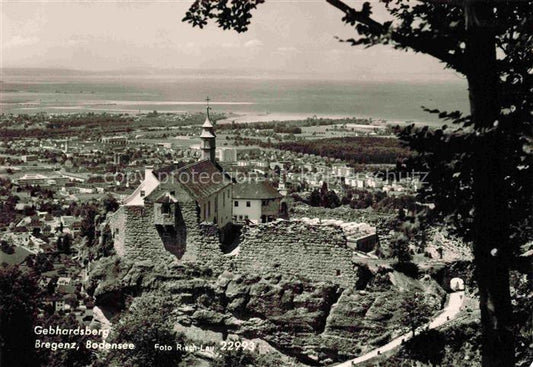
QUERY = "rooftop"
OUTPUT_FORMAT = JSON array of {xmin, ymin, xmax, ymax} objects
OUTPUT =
[
  {"xmin": 200, "ymin": 130, "xmax": 215, "ymax": 139},
  {"xmin": 123, "ymin": 160, "xmax": 231, "ymax": 206},
  {"xmin": 123, "ymin": 170, "xmax": 161, "ymax": 206},
  {"xmin": 233, "ymin": 181, "xmax": 282, "ymax": 200},
  {"xmin": 202, "ymin": 117, "xmax": 214, "ymax": 129},
  {"xmin": 19, "ymin": 173, "xmax": 49, "ymax": 180},
  {"xmin": 176, "ymin": 160, "xmax": 231, "ymax": 201}
]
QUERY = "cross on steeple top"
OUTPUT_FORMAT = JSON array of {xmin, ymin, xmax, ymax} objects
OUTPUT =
[
  {"xmin": 205, "ymin": 96, "xmax": 211, "ymax": 118},
  {"xmin": 202, "ymin": 96, "xmax": 215, "ymax": 130}
]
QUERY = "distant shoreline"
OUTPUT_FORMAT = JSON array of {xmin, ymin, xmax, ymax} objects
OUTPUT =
[
  {"xmin": 217, "ymin": 112, "xmax": 438, "ymax": 128},
  {"xmin": 0, "ymin": 108, "xmax": 441, "ymax": 128},
  {"xmin": 1, "ymin": 73, "xmax": 468, "ymax": 126}
]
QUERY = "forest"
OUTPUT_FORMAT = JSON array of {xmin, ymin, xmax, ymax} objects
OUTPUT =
[
  {"xmin": 278, "ymin": 136, "xmax": 410, "ymax": 164},
  {"xmin": 0, "ymin": 112, "xmax": 219, "ymax": 140},
  {"xmin": 217, "ymin": 116, "xmax": 373, "ymax": 131}
]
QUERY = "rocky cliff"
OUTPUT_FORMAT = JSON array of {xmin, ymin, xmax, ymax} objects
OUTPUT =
[{"xmin": 87, "ymin": 255, "xmax": 446, "ymax": 365}]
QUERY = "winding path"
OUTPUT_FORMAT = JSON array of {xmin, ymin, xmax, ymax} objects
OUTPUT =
[{"xmin": 333, "ymin": 291, "xmax": 465, "ymax": 367}]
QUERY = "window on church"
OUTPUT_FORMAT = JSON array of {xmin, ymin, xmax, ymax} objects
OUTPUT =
[
  {"xmin": 234, "ymin": 201, "xmax": 239, "ymax": 207},
  {"xmin": 161, "ymin": 203, "xmax": 171, "ymax": 215},
  {"xmin": 246, "ymin": 201, "xmax": 251, "ymax": 207}
]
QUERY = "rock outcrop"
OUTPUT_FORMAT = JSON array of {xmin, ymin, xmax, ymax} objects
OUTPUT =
[{"xmin": 87, "ymin": 254, "xmax": 446, "ymax": 365}]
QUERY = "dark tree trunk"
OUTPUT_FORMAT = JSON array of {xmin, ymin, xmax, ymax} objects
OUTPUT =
[{"xmin": 464, "ymin": 1, "xmax": 514, "ymax": 366}]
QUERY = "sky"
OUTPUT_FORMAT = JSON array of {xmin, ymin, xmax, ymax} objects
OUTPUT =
[{"xmin": 1, "ymin": 0, "xmax": 465, "ymax": 81}]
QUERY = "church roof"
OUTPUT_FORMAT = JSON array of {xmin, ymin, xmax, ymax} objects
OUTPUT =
[
  {"xmin": 202, "ymin": 117, "xmax": 214, "ymax": 128},
  {"xmin": 123, "ymin": 160, "xmax": 231, "ymax": 206},
  {"xmin": 200, "ymin": 130, "xmax": 215, "ymax": 139},
  {"xmin": 123, "ymin": 171, "xmax": 161, "ymax": 206},
  {"xmin": 176, "ymin": 160, "xmax": 231, "ymax": 201},
  {"xmin": 233, "ymin": 181, "xmax": 282, "ymax": 200}
]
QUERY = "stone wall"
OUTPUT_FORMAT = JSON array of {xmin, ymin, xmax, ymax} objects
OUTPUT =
[
  {"xmin": 109, "ymin": 200, "xmax": 357, "ymax": 288},
  {"xmin": 233, "ymin": 221, "xmax": 356, "ymax": 287},
  {"xmin": 108, "ymin": 197, "xmax": 228, "ymax": 266},
  {"xmin": 108, "ymin": 206, "xmax": 126, "ymax": 257},
  {"xmin": 119, "ymin": 205, "xmax": 176, "ymax": 261},
  {"xmin": 178, "ymin": 200, "xmax": 226, "ymax": 266}
]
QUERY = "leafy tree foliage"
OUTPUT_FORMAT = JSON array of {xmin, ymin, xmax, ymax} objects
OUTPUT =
[
  {"xmin": 212, "ymin": 347, "xmax": 289, "ymax": 367},
  {"xmin": 0, "ymin": 195, "xmax": 19, "ymax": 227},
  {"xmin": 273, "ymin": 125, "xmax": 302, "ymax": 134},
  {"xmin": 106, "ymin": 296, "xmax": 186, "ymax": 367},
  {"xmin": 99, "ymin": 224, "xmax": 115, "ymax": 257},
  {"xmin": 79, "ymin": 204, "xmax": 99, "ymax": 245},
  {"xmin": 25, "ymin": 252, "xmax": 54, "ymax": 274},
  {"xmin": 102, "ymin": 195, "xmax": 119, "ymax": 214},
  {"xmin": 36, "ymin": 313, "xmax": 97, "ymax": 367},
  {"xmin": 57, "ymin": 234, "xmax": 72, "ymax": 254},
  {"xmin": 308, "ymin": 189, "xmax": 321, "ymax": 207},
  {"xmin": 323, "ymin": 189, "xmax": 341, "ymax": 208},
  {"xmin": 0, "ymin": 239, "xmax": 15, "ymax": 254},
  {"xmin": 0, "ymin": 266, "xmax": 40, "ymax": 367},
  {"xmin": 0, "ymin": 113, "xmax": 133, "ymax": 140},
  {"xmin": 181, "ymin": 1, "xmax": 531, "ymax": 365},
  {"xmin": 306, "ymin": 184, "xmax": 341, "ymax": 209},
  {"xmin": 390, "ymin": 234, "xmax": 413, "ymax": 263},
  {"xmin": 404, "ymin": 329, "xmax": 446, "ymax": 367},
  {"xmin": 380, "ymin": 329, "xmax": 447, "ymax": 367},
  {"xmin": 510, "ymin": 271, "xmax": 533, "ymax": 367},
  {"xmin": 278, "ymin": 136, "xmax": 409, "ymax": 164},
  {"xmin": 183, "ymin": 0, "xmax": 265, "ymax": 32},
  {"xmin": 212, "ymin": 347, "xmax": 257, "ymax": 367},
  {"xmin": 400, "ymin": 291, "xmax": 433, "ymax": 337}
]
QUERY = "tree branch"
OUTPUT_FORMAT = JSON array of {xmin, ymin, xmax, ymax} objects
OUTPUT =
[
  {"xmin": 325, "ymin": 0, "xmax": 466, "ymax": 74},
  {"xmin": 418, "ymin": 0, "xmax": 463, "ymax": 5},
  {"xmin": 326, "ymin": 0, "xmax": 385, "ymax": 34}
]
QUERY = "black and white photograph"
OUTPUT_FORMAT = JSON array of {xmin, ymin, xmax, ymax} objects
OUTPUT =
[{"xmin": 0, "ymin": 1, "xmax": 531, "ymax": 366}]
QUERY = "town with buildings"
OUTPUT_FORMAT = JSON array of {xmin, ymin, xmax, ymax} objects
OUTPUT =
[
  {"xmin": 0, "ymin": 104, "xmax": 491, "ymax": 367},
  {"xmin": 2, "ymin": 0, "xmax": 531, "ymax": 365}
]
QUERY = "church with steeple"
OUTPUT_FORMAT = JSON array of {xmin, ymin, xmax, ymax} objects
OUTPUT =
[{"xmin": 107, "ymin": 100, "xmax": 234, "ymax": 260}]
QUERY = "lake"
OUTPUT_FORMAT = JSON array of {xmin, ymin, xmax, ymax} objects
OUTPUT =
[{"xmin": 0, "ymin": 71, "xmax": 469, "ymax": 126}]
